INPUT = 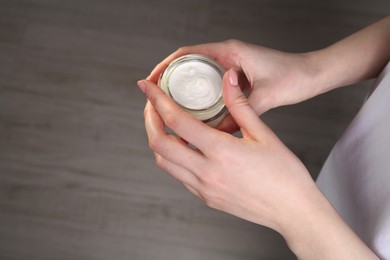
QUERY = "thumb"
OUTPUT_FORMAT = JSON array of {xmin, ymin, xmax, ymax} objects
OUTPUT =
[{"xmin": 223, "ymin": 69, "xmax": 274, "ymax": 141}]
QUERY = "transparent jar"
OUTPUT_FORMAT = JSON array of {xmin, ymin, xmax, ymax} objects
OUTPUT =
[{"xmin": 158, "ymin": 54, "xmax": 226, "ymax": 127}]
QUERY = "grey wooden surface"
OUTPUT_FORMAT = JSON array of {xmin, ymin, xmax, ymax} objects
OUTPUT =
[{"xmin": 0, "ymin": 0, "xmax": 389, "ymax": 259}]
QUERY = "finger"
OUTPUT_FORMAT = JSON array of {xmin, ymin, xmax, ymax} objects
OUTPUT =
[
  {"xmin": 222, "ymin": 69, "xmax": 276, "ymax": 142},
  {"xmin": 183, "ymin": 183, "xmax": 204, "ymax": 201},
  {"xmin": 154, "ymin": 152, "xmax": 200, "ymax": 189},
  {"xmin": 154, "ymin": 152, "xmax": 203, "ymax": 200},
  {"xmin": 139, "ymin": 80, "xmax": 221, "ymax": 153},
  {"xmin": 147, "ymin": 42, "xmax": 226, "ymax": 83},
  {"xmin": 147, "ymin": 50, "xmax": 188, "ymax": 83},
  {"xmin": 154, "ymin": 150, "xmax": 203, "ymax": 201},
  {"xmin": 144, "ymin": 101, "xmax": 205, "ymax": 171}
]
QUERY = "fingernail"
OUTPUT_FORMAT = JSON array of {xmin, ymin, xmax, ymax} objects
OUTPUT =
[
  {"xmin": 137, "ymin": 80, "xmax": 146, "ymax": 93},
  {"xmin": 228, "ymin": 69, "xmax": 238, "ymax": 87}
]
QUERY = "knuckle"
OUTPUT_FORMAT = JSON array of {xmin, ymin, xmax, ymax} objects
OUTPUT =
[
  {"xmin": 148, "ymin": 91, "xmax": 159, "ymax": 108},
  {"xmin": 229, "ymin": 94, "xmax": 249, "ymax": 109},
  {"xmin": 198, "ymin": 169, "xmax": 219, "ymax": 189},
  {"xmin": 202, "ymin": 191, "xmax": 221, "ymax": 210},
  {"xmin": 196, "ymin": 173, "xmax": 225, "ymax": 210},
  {"xmin": 224, "ymin": 39, "xmax": 241, "ymax": 49},
  {"xmin": 204, "ymin": 199, "xmax": 217, "ymax": 209},
  {"xmin": 149, "ymin": 135, "xmax": 163, "ymax": 152},
  {"xmin": 143, "ymin": 105, "xmax": 151, "ymax": 118},
  {"xmin": 235, "ymin": 94, "xmax": 249, "ymax": 105},
  {"xmin": 177, "ymin": 46, "xmax": 189, "ymax": 54},
  {"xmin": 155, "ymin": 154, "xmax": 166, "ymax": 169},
  {"xmin": 164, "ymin": 112, "xmax": 178, "ymax": 129}
]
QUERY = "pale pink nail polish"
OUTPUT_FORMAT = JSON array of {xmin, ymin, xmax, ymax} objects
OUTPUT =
[
  {"xmin": 229, "ymin": 69, "xmax": 238, "ymax": 87},
  {"xmin": 137, "ymin": 80, "xmax": 146, "ymax": 93}
]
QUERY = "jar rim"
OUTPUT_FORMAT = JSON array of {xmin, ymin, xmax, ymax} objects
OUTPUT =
[{"xmin": 158, "ymin": 54, "xmax": 226, "ymax": 122}]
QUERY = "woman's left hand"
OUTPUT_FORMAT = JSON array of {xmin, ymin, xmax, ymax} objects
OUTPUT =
[
  {"xmin": 137, "ymin": 69, "xmax": 316, "ymax": 231},
  {"xmin": 137, "ymin": 69, "xmax": 379, "ymax": 260}
]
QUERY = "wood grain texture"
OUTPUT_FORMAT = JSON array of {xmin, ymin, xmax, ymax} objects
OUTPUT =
[{"xmin": 0, "ymin": 0, "xmax": 389, "ymax": 259}]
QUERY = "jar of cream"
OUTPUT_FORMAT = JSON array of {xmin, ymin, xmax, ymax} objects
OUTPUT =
[{"xmin": 158, "ymin": 54, "xmax": 226, "ymax": 127}]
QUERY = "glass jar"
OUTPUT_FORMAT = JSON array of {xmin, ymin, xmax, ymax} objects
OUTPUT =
[{"xmin": 158, "ymin": 54, "xmax": 226, "ymax": 127}]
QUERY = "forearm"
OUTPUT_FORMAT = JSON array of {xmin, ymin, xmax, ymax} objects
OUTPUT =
[
  {"xmin": 307, "ymin": 16, "xmax": 390, "ymax": 95},
  {"xmin": 276, "ymin": 186, "xmax": 379, "ymax": 259}
]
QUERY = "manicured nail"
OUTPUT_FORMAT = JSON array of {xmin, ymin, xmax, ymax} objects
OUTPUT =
[
  {"xmin": 137, "ymin": 80, "xmax": 146, "ymax": 93},
  {"xmin": 228, "ymin": 69, "xmax": 238, "ymax": 87}
]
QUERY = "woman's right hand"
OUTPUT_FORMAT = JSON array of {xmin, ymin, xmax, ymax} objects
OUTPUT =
[
  {"xmin": 149, "ymin": 17, "xmax": 390, "ymax": 132},
  {"xmin": 147, "ymin": 40, "xmax": 319, "ymax": 133}
]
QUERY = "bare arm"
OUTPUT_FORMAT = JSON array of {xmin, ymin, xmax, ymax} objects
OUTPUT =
[
  {"xmin": 138, "ymin": 73, "xmax": 379, "ymax": 259},
  {"xmin": 307, "ymin": 16, "xmax": 390, "ymax": 95},
  {"xmin": 138, "ymin": 17, "xmax": 390, "ymax": 259},
  {"xmin": 146, "ymin": 17, "xmax": 390, "ymax": 133}
]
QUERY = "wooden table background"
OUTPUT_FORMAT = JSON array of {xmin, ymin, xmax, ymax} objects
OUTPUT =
[{"xmin": 0, "ymin": 0, "xmax": 389, "ymax": 259}]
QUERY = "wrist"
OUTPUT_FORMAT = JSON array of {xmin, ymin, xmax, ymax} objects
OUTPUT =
[
  {"xmin": 300, "ymin": 49, "xmax": 341, "ymax": 96},
  {"xmin": 273, "ymin": 186, "xmax": 378, "ymax": 259},
  {"xmin": 303, "ymin": 16, "xmax": 390, "ymax": 97}
]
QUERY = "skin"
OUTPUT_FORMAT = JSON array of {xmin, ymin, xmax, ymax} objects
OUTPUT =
[{"xmin": 138, "ymin": 16, "xmax": 390, "ymax": 259}]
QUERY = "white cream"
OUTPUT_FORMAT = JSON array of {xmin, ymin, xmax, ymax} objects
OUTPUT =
[{"xmin": 168, "ymin": 61, "xmax": 222, "ymax": 110}]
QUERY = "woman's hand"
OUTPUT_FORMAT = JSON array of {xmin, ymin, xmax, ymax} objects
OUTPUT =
[
  {"xmin": 139, "ymin": 17, "xmax": 390, "ymax": 258},
  {"xmin": 137, "ymin": 69, "xmax": 378, "ymax": 259},
  {"xmin": 140, "ymin": 69, "xmax": 314, "ymax": 228},
  {"xmin": 148, "ymin": 15, "xmax": 390, "ymax": 133},
  {"xmin": 147, "ymin": 40, "xmax": 318, "ymax": 133}
]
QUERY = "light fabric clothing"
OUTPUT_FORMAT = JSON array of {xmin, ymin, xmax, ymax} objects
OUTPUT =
[{"xmin": 317, "ymin": 61, "xmax": 390, "ymax": 259}]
